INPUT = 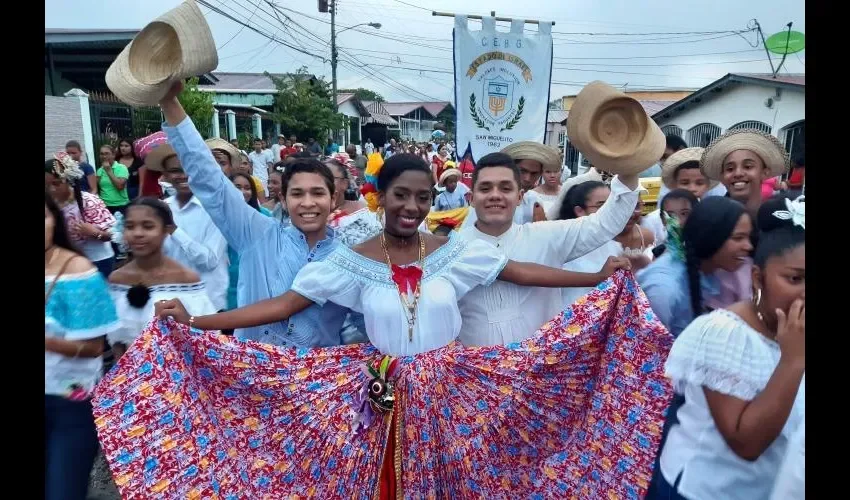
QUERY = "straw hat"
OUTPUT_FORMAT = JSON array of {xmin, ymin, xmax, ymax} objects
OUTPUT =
[
  {"xmin": 661, "ymin": 147, "xmax": 718, "ymax": 190},
  {"xmin": 206, "ymin": 138, "xmax": 241, "ymax": 167},
  {"xmin": 135, "ymin": 131, "xmax": 176, "ymax": 172},
  {"xmin": 106, "ymin": 0, "xmax": 218, "ymax": 107},
  {"xmin": 700, "ymin": 128, "xmax": 790, "ymax": 181},
  {"xmin": 566, "ymin": 81, "xmax": 665, "ymax": 175},
  {"xmin": 439, "ymin": 168, "xmax": 462, "ymax": 186},
  {"xmin": 501, "ymin": 141, "xmax": 561, "ymax": 171}
]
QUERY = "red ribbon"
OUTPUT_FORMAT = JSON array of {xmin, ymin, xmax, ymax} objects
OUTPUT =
[{"xmin": 391, "ymin": 264, "xmax": 423, "ymax": 294}]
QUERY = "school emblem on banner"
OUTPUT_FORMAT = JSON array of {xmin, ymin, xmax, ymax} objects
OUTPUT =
[{"xmin": 454, "ymin": 15, "xmax": 553, "ymax": 162}]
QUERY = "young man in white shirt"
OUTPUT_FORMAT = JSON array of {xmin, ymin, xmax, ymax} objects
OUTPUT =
[
  {"xmin": 270, "ymin": 135, "xmax": 285, "ymax": 165},
  {"xmin": 457, "ymin": 150, "xmax": 641, "ymax": 347},
  {"xmin": 248, "ymin": 138, "xmax": 272, "ymax": 196},
  {"xmin": 159, "ymin": 153, "xmax": 230, "ymax": 312}
]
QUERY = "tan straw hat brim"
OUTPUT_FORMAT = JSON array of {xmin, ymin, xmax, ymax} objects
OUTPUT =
[
  {"xmin": 106, "ymin": 0, "xmax": 218, "ymax": 107},
  {"xmin": 501, "ymin": 141, "xmax": 561, "ymax": 171},
  {"xmin": 205, "ymin": 138, "xmax": 241, "ymax": 167},
  {"xmin": 700, "ymin": 128, "xmax": 790, "ymax": 181},
  {"xmin": 144, "ymin": 143, "xmax": 177, "ymax": 172},
  {"xmin": 567, "ymin": 81, "xmax": 665, "ymax": 176},
  {"xmin": 660, "ymin": 147, "xmax": 717, "ymax": 190},
  {"xmin": 439, "ymin": 168, "xmax": 462, "ymax": 185}
]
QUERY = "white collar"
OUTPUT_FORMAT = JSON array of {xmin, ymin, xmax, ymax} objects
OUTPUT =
[
  {"xmin": 165, "ymin": 194, "xmax": 203, "ymax": 211},
  {"xmin": 465, "ymin": 222, "xmax": 519, "ymax": 249}
]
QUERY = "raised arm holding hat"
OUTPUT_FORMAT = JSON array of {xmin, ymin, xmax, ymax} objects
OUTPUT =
[{"xmin": 151, "ymin": 80, "xmax": 350, "ymax": 349}]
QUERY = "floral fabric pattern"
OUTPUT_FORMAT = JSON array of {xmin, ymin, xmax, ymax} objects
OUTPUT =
[
  {"xmin": 93, "ymin": 272, "xmax": 672, "ymax": 499},
  {"xmin": 60, "ymin": 192, "xmax": 117, "ymax": 243}
]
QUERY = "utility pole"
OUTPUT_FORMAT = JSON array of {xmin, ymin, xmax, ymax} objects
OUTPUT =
[{"xmin": 330, "ymin": 0, "xmax": 338, "ymax": 113}]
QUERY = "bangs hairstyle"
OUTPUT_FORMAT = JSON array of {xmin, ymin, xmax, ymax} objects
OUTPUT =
[
  {"xmin": 472, "ymin": 152, "xmax": 520, "ymax": 188},
  {"xmin": 557, "ymin": 180, "xmax": 608, "ymax": 221},
  {"xmin": 126, "ymin": 197, "xmax": 176, "ymax": 227},
  {"xmin": 673, "ymin": 160, "xmax": 701, "ymax": 180},
  {"xmin": 660, "ymin": 189, "xmax": 699, "ymax": 218},
  {"xmin": 376, "ymin": 153, "xmax": 432, "ymax": 192},
  {"xmin": 281, "ymin": 158, "xmax": 335, "ymax": 196},
  {"xmin": 754, "ymin": 194, "xmax": 805, "ymax": 268},
  {"xmin": 230, "ymin": 172, "xmax": 261, "ymax": 211}
]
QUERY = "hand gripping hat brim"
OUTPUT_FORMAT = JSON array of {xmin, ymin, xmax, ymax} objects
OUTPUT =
[
  {"xmin": 566, "ymin": 81, "xmax": 665, "ymax": 175},
  {"xmin": 106, "ymin": 0, "xmax": 218, "ymax": 107}
]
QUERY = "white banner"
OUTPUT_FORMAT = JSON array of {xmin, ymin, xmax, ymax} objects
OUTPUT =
[{"xmin": 453, "ymin": 16, "xmax": 553, "ymax": 162}]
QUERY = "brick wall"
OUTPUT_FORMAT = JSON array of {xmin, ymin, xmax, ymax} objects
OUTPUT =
[{"xmin": 45, "ymin": 95, "xmax": 85, "ymax": 161}]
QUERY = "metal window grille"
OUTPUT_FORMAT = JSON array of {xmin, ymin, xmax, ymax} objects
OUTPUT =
[
  {"xmin": 88, "ymin": 93, "xmax": 163, "ymax": 149},
  {"xmin": 564, "ymin": 140, "xmax": 580, "ymax": 176},
  {"xmin": 729, "ymin": 121, "xmax": 772, "ymax": 134},
  {"xmin": 660, "ymin": 125, "xmax": 683, "ymax": 138},
  {"xmin": 687, "ymin": 123, "xmax": 721, "ymax": 148},
  {"xmin": 783, "ymin": 121, "xmax": 805, "ymax": 159}
]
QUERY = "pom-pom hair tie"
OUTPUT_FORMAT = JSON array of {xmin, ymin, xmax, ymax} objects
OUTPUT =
[
  {"xmin": 126, "ymin": 284, "xmax": 152, "ymax": 309},
  {"xmin": 360, "ymin": 152, "xmax": 385, "ymax": 212}
]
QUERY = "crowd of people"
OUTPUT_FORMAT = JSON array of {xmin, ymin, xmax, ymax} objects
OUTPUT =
[
  {"xmin": 46, "ymin": 11, "xmax": 804, "ymax": 495},
  {"xmin": 46, "ymin": 82, "xmax": 804, "ymax": 500}
]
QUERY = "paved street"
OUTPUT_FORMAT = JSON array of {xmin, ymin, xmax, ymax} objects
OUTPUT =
[{"xmin": 88, "ymin": 452, "xmax": 119, "ymax": 500}]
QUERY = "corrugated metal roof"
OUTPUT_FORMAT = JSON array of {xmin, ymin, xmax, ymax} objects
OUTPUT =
[
  {"xmin": 639, "ymin": 100, "xmax": 679, "ymax": 115},
  {"xmin": 362, "ymin": 100, "xmax": 398, "ymax": 126},
  {"xmin": 733, "ymin": 73, "xmax": 805, "ymax": 86},
  {"xmin": 45, "ymin": 28, "xmax": 138, "ymax": 45},
  {"xmin": 382, "ymin": 101, "xmax": 452, "ymax": 118},
  {"xmin": 198, "ymin": 72, "xmax": 281, "ymax": 92},
  {"xmin": 336, "ymin": 93, "xmax": 355, "ymax": 105},
  {"xmin": 652, "ymin": 72, "xmax": 805, "ymax": 119},
  {"xmin": 547, "ymin": 110, "xmax": 568, "ymax": 123}
]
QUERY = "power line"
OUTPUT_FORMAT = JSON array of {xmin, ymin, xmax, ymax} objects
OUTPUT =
[
  {"xmin": 217, "ymin": 0, "xmax": 262, "ymax": 49},
  {"xmin": 197, "ymin": 0, "xmax": 329, "ymax": 62},
  {"xmin": 553, "ymin": 49, "xmax": 763, "ymax": 60},
  {"xmin": 392, "ymin": 0, "xmax": 431, "ymax": 11}
]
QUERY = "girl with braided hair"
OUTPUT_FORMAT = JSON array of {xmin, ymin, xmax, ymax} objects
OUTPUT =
[
  {"xmin": 639, "ymin": 196, "xmax": 754, "ymax": 338},
  {"xmin": 45, "ymin": 153, "xmax": 117, "ymax": 277}
]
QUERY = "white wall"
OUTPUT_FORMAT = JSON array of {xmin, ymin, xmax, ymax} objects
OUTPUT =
[
  {"xmin": 45, "ymin": 95, "xmax": 85, "ymax": 161},
  {"xmin": 655, "ymin": 82, "xmax": 805, "ymax": 140},
  {"xmin": 338, "ymin": 100, "xmax": 361, "ymax": 119}
]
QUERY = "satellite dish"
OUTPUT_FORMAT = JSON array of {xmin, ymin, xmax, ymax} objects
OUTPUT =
[{"xmin": 765, "ymin": 31, "xmax": 805, "ymax": 55}]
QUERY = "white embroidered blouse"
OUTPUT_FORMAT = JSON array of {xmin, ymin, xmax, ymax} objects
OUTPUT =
[
  {"xmin": 660, "ymin": 309, "xmax": 805, "ymax": 500},
  {"xmin": 291, "ymin": 233, "xmax": 508, "ymax": 356}
]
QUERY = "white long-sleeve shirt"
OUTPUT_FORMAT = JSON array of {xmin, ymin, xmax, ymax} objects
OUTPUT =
[
  {"xmin": 457, "ymin": 176, "xmax": 640, "ymax": 346},
  {"xmin": 163, "ymin": 195, "xmax": 229, "ymax": 310}
]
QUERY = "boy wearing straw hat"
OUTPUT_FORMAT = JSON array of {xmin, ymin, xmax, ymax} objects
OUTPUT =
[
  {"xmin": 434, "ymin": 169, "xmax": 467, "ymax": 211},
  {"xmin": 457, "ymin": 81, "xmax": 664, "ymax": 347}
]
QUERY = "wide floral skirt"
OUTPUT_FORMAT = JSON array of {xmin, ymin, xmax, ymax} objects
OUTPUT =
[{"xmin": 93, "ymin": 272, "xmax": 673, "ymax": 499}]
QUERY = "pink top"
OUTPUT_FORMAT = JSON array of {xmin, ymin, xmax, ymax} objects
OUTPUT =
[
  {"xmin": 704, "ymin": 257, "xmax": 753, "ymax": 310},
  {"xmin": 761, "ymin": 177, "xmax": 779, "ymax": 200}
]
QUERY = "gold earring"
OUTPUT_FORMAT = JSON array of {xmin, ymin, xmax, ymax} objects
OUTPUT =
[
  {"xmin": 376, "ymin": 207, "xmax": 385, "ymax": 228},
  {"xmin": 753, "ymin": 288, "xmax": 764, "ymax": 323}
]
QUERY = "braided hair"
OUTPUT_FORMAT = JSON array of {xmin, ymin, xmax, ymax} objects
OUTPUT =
[{"xmin": 681, "ymin": 197, "xmax": 748, "ymax": 319}]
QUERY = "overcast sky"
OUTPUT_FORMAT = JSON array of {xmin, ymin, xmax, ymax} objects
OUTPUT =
[{"xmin": 45, "ymin": 0, "xmax": 805, "ymax": 102}]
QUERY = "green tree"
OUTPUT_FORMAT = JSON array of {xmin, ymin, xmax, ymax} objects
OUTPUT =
[
  {"xmin": 267, "ymin": 68, "xmax": 347, "ymax": 144},
  {"xmin": 178, "ymin": 77, "xmax": 215, "ymax": 138},
  {"xmin": 339, "ymin": 87, "xmax": 385, "ymax": 103}
]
